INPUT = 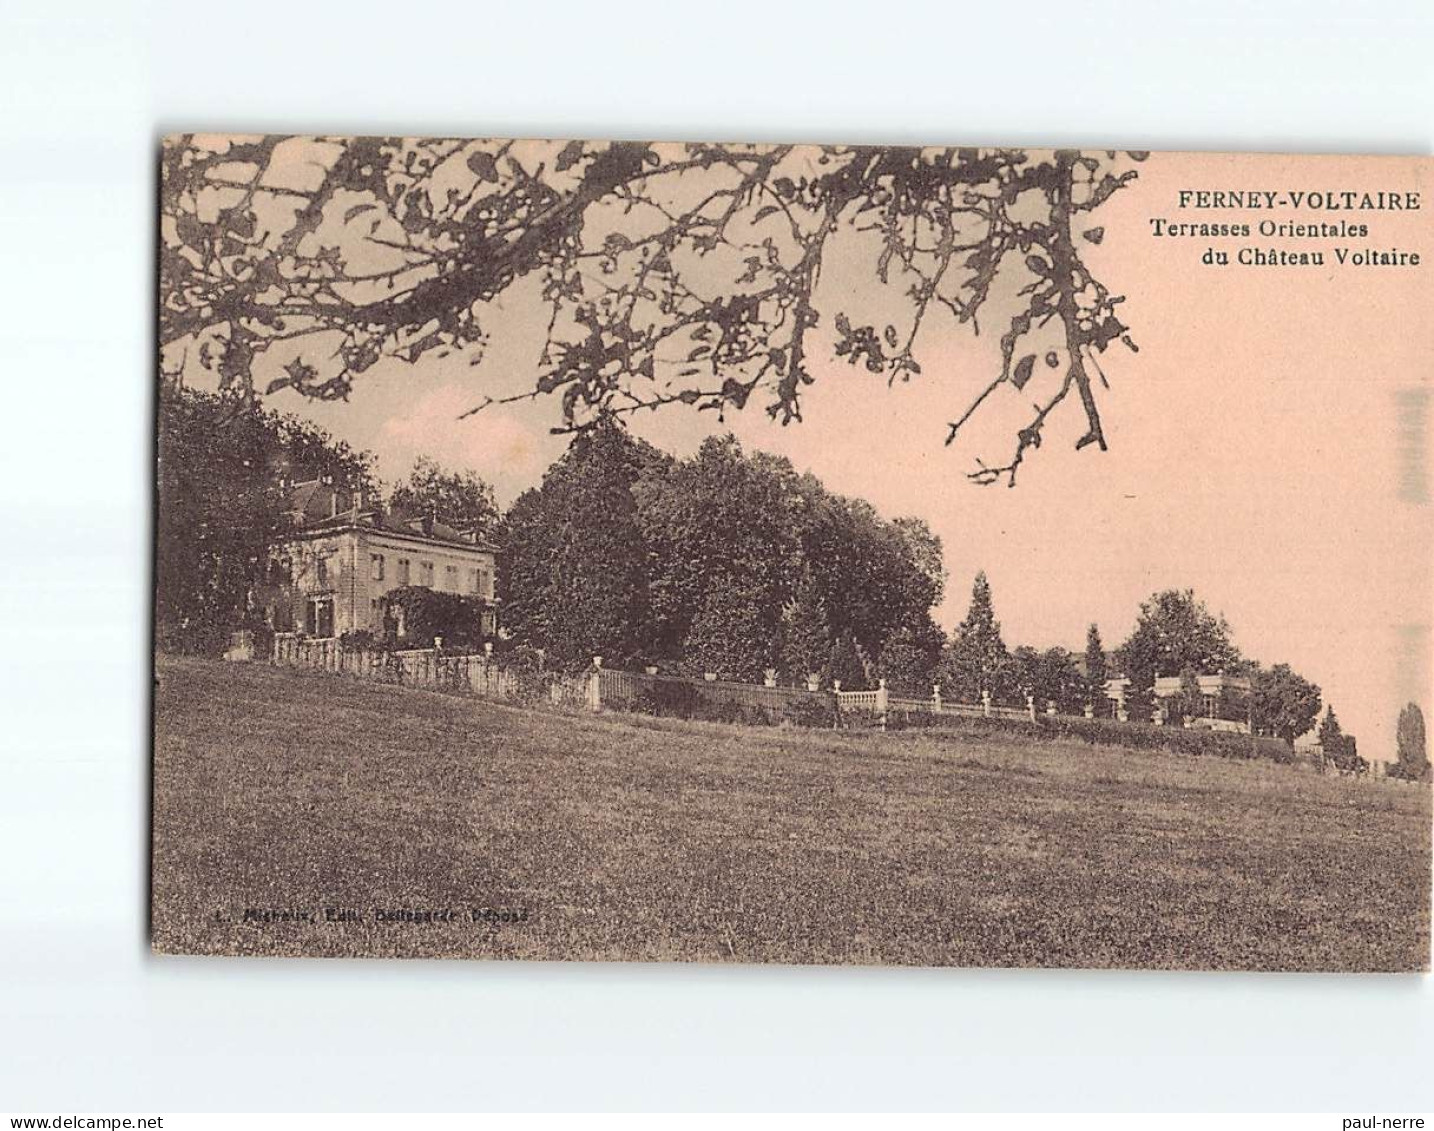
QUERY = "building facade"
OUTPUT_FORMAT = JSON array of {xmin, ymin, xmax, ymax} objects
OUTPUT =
[
  {"xmin": 261, "ymin": 480, "xmax": 499, "ymax": 641},
  {"xmin": 1152, "ymin": 672, "xmax": 1251, "ymax": 732},
  {"xmin": 1101, "ymin": 671, "xmax": 1251, "ymax": 732}
]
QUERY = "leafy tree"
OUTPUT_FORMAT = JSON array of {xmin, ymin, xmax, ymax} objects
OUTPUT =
[
  {"xmin": 828, "ymin": 633, "xmax": 871, "ymax": 691},
  {"xmin": 497, "ymin": 485, "xmax": 561, "ymax": 652},
  {"xmin": 682, "ymin": 574, "xmax": 777, "ymax": 682},
  {"xmin": 1116, "ymin": 589, "xmax": 1240, "ymax": 719},
  {"xmin": 506, "ymin": 424, "xmax": 948, "ymax": 679},
  {"xmin": 156, "ymin": 384, "xmax": 374, "ymax": 653},
  {"xmin": 161, "ymin": 138, "xmax": 1146, "ymax": 485},
  {"xmin": 877, "ymin": 618, "xmax": 946, "ymax": 696},
  {"xmin": 633, "ymin": 434, "xmax": 801, "ymax": 660},
  {"xmin": 388, "ymin": 456, "xmax": 500, "ymax": 540},
  {"xmin": 1171, "ymin": 666, "xmax": 1204, "ymax": 725},
  {"xmin": 799, "ymin": 490, "xmax": 943, "ymax": 660},
  {"xmin": 892, "ymin": 517, "xmax": 948, "ymax": 608},
  {"xmin": 381, "ymin": 586, "xmax": 489, "ymax": 650},
  {"xmin": 1316, "ymin": 706, "xmax": 1364, "ymax": 775},
  {"xmin": 1083, "ymin": 623, "xmax": 1108, "ymax": 711},
  {"xmin": 1009, "ymin": 646, "xmax": 1085, "ymax": 714},
  {"xmin": 1391, "ymin": 702, "xmax": 1430, "ymax": 782},
  {"xmin": 1315, "ymin": 706, "xmax": 1343, "ymax": 772},
  {"xmin": 1328, "ymin": 732, "xmax": 1367, "ymax": 777},
  {"xmin": 633, "ymin": 433, "xmax": 942, "ymax": 668},
  {"xmin": 779, "ymin": 567, "xmax": 834, "ymax": 683},
  {"xmin": 497, "ymin": 417, "xmax": 655, "ymax": 668},
  {"xmin": 1249, "ymin": 662, "xmax": 1322, "ymax": 744},
  {"xmin": 941, "ymin": 572, "xmax": 1010, "ymax": 703}
]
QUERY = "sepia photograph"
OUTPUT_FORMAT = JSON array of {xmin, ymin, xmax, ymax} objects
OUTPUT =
[
  {"xmin": 7, "ymin": 0, "xmax": 1434, "ymax": 1117},
  {"xmin": 151, "ymin": 137, "xmax": 1432, "ymax": 971}
]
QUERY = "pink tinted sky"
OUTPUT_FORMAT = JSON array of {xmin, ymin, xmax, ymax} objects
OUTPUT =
[{"xmin": 258, "ymin": 150, "xmax": 1431, "ymax": 760}]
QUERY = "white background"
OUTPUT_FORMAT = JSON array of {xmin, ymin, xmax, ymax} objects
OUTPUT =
[{"xmin": 1, "ymin": 0, "xmax": 1431, "ymax": 1113}]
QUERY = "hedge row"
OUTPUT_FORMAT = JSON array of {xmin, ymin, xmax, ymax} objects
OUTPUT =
[
  {"xmin": 621, "ymin": 682, "xmax": 1297, "ymax": 765},
  {"xmin": 628, "ymin": 684, "xmax": 835, "ymax": 729},
  {"xmin": 886, "ymin": 707, "xmax": 1296, "ymax": 763}
]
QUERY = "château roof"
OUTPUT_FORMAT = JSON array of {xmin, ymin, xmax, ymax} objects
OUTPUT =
[{"xmin": 278, "ymin": 479, "xmax": 499, "ymax": 554}]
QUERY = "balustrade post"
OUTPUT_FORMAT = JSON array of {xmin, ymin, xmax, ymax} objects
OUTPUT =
[{"xmin": 587, "ymin": 656, "xmax": 603, "ymax": 711}]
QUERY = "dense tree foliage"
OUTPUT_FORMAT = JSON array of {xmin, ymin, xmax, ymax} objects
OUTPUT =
[
  {"xmin": 1316, "ymin": 706, "xmax": 1343, "ymax": 769},
  {"xmin": 496, "ymin": 418, "xmax": 657, "ymax": 668},
  {"xmin": 682, "ymin": 574, "xmax": 779, "ymax": 682},
  {"xmin": 388, "ymin": 456, "xmax": 500, "ymax": 540},
  {"xmin": 1391, "ymin": 702, "xmax": 1430, "ymax": 782},
  {"xmin": 1249, "ymin": 662, "xmax": 1322, "ymax": 744},
  {"xmin": 828, "ymin": 634, "xmax": 871, "ymax": 691},
  {"xmin": 779, "ymin": 568, "xmax": 835, "ymax": 684},
  {"xmin": 633, "ymin": 435, "xmax": 802, "ymax": 662},
  {"xmin": 1168, "ymin": 667, "xmax": 1205, "ymax": 725},
  {"xmin": 501, "ymin": 422, "xmax": 944, "ymax": 678},
  {"xmin": 877, "ymin": 620, "xmax": 947, "ymax": 697},
  {"xmin": 379, "ymin": 586, "xmax": 490, "ymax": 650},
  {"xmin": 940, "ymin": 572, "xmax": 1012, "ymax": 703},
  {"xmin": 802, "ymin": 492, "xmax": 945, "ymax": 659},
  {"xmin": 156, "ymin": 385, "xmax": 374, "ymax": 653},
  {"xmin": 1315, "ymin": 706, "xmax": 1365, "ymax": 775},
  {"xmin": 1011, "ymin": 646, "xmax": 1085, "ymax": 714},
  {"xmin": 1115, "ymin": 589, "xmax": 1240, "ymax": 719},
  {"xmin": 160, "ymin": 137, "xmax": 1146, "ymax": 485},
  {"xmin": 1083, "ymin": 623, "xmax": 1108, "ymax": 711}
]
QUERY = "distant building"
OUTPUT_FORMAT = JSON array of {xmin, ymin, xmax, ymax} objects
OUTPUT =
[
  {"xmin": 1153, "ymin": 672, "xmax": 1251, "ymax": 732},
  {"xmin": 260, "ymin": 479, "xmax": 499, "ymax": 641},
  {"xmin": 1103, "ymin": 676, "xmax": 1131, "ymax": 719},
  {"xmin": 1101, "ymin": 671, "xmax": 1251, "ymax": 732}
]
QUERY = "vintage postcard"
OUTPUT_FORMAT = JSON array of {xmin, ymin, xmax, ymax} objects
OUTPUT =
[{"xmin": 153, "ymin": 137, "xmax": 1431, "ymax": 969}]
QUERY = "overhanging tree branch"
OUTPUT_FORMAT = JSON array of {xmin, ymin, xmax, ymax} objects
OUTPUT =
[{"xmin": 159, "ymin": 137, "xmax": 1146, "ymax": 483}]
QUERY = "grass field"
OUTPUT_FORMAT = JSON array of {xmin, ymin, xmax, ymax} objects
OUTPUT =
[{"xmin": 151, "ymin": 655, "xmax": 1431, "ymax": 970}]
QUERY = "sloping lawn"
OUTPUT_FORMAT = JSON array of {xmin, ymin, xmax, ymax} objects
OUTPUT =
[{"xmin": 152, "ymin": 656, "xmax": 1431, "ymax": 970}]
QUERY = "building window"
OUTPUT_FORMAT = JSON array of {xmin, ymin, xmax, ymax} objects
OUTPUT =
[
  {"xmin": 419, "ymin": 561, "xmax": 434, "ymax": 587},
  {"xmin": 397, "ymin": 558, "xmax": 410, "ymax": 586},
  {"xmin": 315, "ymin": 556, "xmax": 328, "ymax": 587},
  {"xmin": 305, "ymin": 597, "xmax": 334, "ymax": 638},
  {"xmin": 370, "ymin": 553, "xmax": 385, "ymax": 581},
  {"xmin": 445, "ymin": 565, "xmax": 458, "ymax": 591},
  {"xmin": 468, "ymin": 568, "xmax": 481, "ymax": 595}
]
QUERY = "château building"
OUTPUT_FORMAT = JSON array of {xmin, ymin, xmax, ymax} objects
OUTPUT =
[{"xmin": 259, "ymin": 479, "xmax": 499, "ymax": 641}]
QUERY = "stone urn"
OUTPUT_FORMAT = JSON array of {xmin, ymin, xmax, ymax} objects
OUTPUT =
[
  {"xmin": 703, "ymin": 672, "xmax": 718, "ymax": 682},
  {"xmin": 805, "ymin": 674, "xmax": 822, "ymax": 692},
  {"xmin": 763, "ymin": 668, "xmax": 778, "ymax": 688}
]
